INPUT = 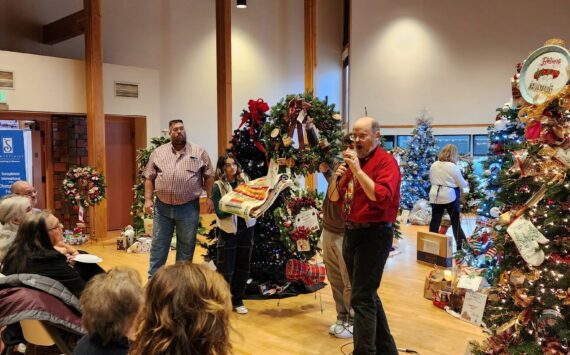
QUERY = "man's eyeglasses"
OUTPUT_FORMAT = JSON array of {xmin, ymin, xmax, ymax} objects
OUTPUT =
[
  {"xmin": 48, "ymin": 223, "xmax": 63, "ymax": 231},
  {"xmin": 18, "ymin": 189, "xmax": 37, "ymax": 197}
]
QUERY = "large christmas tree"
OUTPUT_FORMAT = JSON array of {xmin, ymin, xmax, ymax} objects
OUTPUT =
[
  {"xmin": 399, "ymin": 111, "xmax": 438, "ymax": 209},
  {"xmin": 473, "ymin": 40, "xmax": 570, "ymax": 354}
]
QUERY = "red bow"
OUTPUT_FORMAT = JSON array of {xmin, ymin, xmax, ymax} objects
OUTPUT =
[
  {"xmin": 286, "ymin": 98, "xmax": 312, "ymax": 149},
  {"xmin": 286, "ymin": 259, "xmax": 325, "ymax": 287},
  {"xmin": 237, "ymin": 98, "xmax": 269, "ymax": 155}
]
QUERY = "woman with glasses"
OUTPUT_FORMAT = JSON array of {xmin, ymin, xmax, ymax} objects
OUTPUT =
[
  {"xmin": 0, "ymin": 195, "xmax": 33, "ymax": 262},
  {"xmin": 212, "ymin": 153, "xmax": 256, "ymax": 314},
  {"xmin": 2, "ymin": 211, "xmax": 87, "ymax": 297}
]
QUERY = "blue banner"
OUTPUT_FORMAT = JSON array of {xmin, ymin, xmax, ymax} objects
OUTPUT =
[{"xmin": 0, "ymin": 130, "xmax": 27, "ymax": 197}]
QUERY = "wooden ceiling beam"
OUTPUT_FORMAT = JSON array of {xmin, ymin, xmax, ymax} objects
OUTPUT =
[{"xmin": 43, "ymin": 10, "xmax": 85, "ymax": 45}]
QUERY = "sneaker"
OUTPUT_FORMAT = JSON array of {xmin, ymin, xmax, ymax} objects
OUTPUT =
[
  {"xmin": 233, "ymin": 305, "xmax": 248, "ymax": 314},
  {"xmin": 329, "ymin": 320, "xmax": 344, "ymax": 335},
  {"xmin": 333, "ymin": 323, "xmax": 353, "ymax": 339}
]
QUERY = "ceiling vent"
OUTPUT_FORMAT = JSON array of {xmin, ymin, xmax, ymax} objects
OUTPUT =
[{"xmin": 115, "ymin": 82, "xmax": 139, "ymax": 98}]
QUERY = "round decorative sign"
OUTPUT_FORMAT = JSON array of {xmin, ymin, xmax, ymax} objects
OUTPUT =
[{"xmin": 519, "ymin": 45, "xmax": 570, "ymax": 104}]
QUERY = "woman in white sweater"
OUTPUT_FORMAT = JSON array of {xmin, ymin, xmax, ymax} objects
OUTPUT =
[{"xmin": 428, "ymin": 144, "xmax": 468, "ymax": 248}]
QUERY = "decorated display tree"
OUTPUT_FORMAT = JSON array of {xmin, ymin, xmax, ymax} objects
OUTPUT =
[
  {"xmin": 478, "ymin": 101, "xmax": 526, "ymax": 218},
  {"xmin": 399, "ymin": 111, "xmax": 438, "ymax": 209},
  {"xmin": 472, "ymin": 40, "xmax": 570, "ymax": 354},
  {"xmin": 458, "ymin": 154, "xmax": 485, "ymax": 214},
  {"xmin": 130, "ymin": 136, "xmax": 170, "ymax": 234}
]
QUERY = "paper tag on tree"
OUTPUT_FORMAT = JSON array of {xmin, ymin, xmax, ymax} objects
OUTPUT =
[
  {"xmin": 457, "ymin": 274, "xmax": 483, "ymax": 291},
  {"xmin": 294, "ymin": 208, "xmax": 320, "ymax": 232},
  {"xmin": 507, "ymin": 217, "xmax": 549, "ymax": 266},
  {"xmin": 296, "ymin": 239, "xmax": 310, "ymax": 252},
  {"xmin": 555, "ymin": 147, "xmax": 570, "ymax": 169},
  {"xmin": 460, "ymin": 290, "xmax": 487, "ymax": 326},
  {"xmin": 296, "ymin": 109, "xmax": 306, "ymax": 124}
]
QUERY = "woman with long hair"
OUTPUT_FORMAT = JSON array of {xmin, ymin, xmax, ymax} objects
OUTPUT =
[
  {"xmin": 0, "ymin": 195, "xmax": 32, "ymax": 262},
  {"xmin": 212, "ymin": 153, "xmax": 255, "ymax": 314},
  {"xmin": 428, "ymin": 144, "xmax": 469, "ymax": 248},
  {"xmin": 1, "ymin": 211, "xmax": 86, "ymax": 296},
  {"xmin": 130, "ymin": 263, "xmax": 232, "ymax": 355}
]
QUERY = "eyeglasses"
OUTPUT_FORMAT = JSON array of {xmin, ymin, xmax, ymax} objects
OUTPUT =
[
  {"xmin": 18, "ymin": 189, "xmax": 37, "ymax": 197},
  {"xmin": 48, "ymin": 222, "xmax": 63, "ymax": 231}
]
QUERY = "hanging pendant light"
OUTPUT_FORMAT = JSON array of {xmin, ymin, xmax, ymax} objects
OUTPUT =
[{"xmin": 237, "ymin": 0, "xmax": 247, "ymax": 8}]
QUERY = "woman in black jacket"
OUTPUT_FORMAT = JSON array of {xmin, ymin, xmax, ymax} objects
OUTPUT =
[{"xmin": 2, "ymin": 211, "xmax": 86, "ymax": 297}]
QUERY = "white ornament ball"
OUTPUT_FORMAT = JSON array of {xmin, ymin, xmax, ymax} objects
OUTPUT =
[
  {"xmin": 489, "ymin": 207, "xmax": 501, "ymax": 218},
  {"xmin": 502, "ymin": 103, "xmax": 511, "ymax": 112},
  {"xmin": 494, "ymin": 119, "xmax": 508, "ymax": 131}
]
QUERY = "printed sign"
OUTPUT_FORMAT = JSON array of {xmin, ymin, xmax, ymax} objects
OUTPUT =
[
  {"xmin": 0, "ymin": 130, "xmax": 26, "ymax": 196},
  {"xmin": 507, "ymin": 217, "xmax": 549, "ymax": 266},
  {"xmin": 460, "ymin": 290, "xmax": 488, "ymax": 326},
  {"xmin": 294, "ymin": 207, "xmax": 320, "ymax": 232},
  {"xmin": 519, "ymin": 45, "xmax": 570, "ymax": 104}
]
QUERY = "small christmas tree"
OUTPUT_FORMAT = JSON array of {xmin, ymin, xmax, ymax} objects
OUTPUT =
[
  {"xmin": 399, "ymin": 111, "xmax": 438, "ymax": 209},
  {"xmin": 458, "ymin": 154, "xmax": 484, "ymax": 214}
]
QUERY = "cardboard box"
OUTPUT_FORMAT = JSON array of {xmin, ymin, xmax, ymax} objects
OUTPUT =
[{"xmin": 417, "ymin": 231, "xmax": 453, "ymax": 267}]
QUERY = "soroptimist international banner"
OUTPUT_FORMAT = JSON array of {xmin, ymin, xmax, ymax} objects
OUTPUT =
[{"xmin": 0, "ymin": 130, "xmax": 26, "ymax": 196}]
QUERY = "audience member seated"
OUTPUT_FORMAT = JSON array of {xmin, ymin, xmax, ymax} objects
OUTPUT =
[
  {"xmin": 0, "ymin": 195, "xmax": 33, "ymax": 262},
  {"xmin": 73, "ymin": 267, "xmax": 143, "ymax": 355},
  {"xmin": 130, "ymin": 263, "xmax": 232, "ymax": 355},
  {"xmin": 1, "ymin": 212, "xmax": 87, "ymax": 297}
]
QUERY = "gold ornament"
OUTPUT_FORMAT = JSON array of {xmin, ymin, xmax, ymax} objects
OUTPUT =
[
  {"xmin": 319, "ymin": 138, "xmax": 329, "ymax": 148},
  {"xmin": 276, "ymin": 158, "xmax": 287, "ymax": 166},
  {"xmin": 498, "ymin": 211, "xmax": 512, "ymax": 225},
  {"xmin": 270, "ymin": 128, "xmax": 280, "ymax": 138},
  {"xmin": 332, "ymin": 113, "xmax": 341, "ymax": 121},
  {"xmin": 282, "ymin": 135, "xmax": 293, "ymax": 147},
  {"xmin": 544, "ymin": 38, "xmax": 566, "ymax": 47},
  {"xmin": 509, "ymin": 269, "xmax": 526, "ymax": 286}
]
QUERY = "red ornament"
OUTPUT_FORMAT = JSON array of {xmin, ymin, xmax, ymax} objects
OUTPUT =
[{"xmin": 525, "ymin": 121, "xmax": 542, "ymax": 141}]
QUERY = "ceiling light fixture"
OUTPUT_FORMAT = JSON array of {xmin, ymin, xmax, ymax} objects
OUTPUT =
[{"xmin": 237, "ymin": 0, "xmax": 247, "ymax": 9}]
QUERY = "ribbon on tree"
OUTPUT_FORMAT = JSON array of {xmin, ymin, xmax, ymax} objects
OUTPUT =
[
  {"xmin": 286, "ymin": 98, "xmax": 312, "ymax": 149},
  {"xmin": 237, "ymin": 98, "xmax": 270, "ymax": 155}
]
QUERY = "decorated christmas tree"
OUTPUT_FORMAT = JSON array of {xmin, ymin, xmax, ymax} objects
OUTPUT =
[
  {"xmin": 458, "ymin": 154, "xmax": 485, "ymax": 214},
  {"xmin": 472, "ymin": 39, "xmax": 570, "ymax": 354},
  {"xmin": 399, "ymin": 111, "xmax": 438, "ymax": 209},
  {"xmin": 130, "ymin": 136, "xmax": 170, "ymax": 234},
  {"xmin": 477, "ymin": 63, "xmax": 527, "ymax": 218}
]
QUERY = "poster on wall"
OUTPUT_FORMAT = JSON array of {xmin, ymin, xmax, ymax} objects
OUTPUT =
[{"xmin": 0, "ymin": 130, "xmax": 26, "ymax": 196}]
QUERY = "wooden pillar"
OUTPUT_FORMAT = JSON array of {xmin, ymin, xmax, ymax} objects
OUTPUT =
[
  {"xmin": 84, "ymin": 0, "xmax": 107, "ymax": 239},
  {"xmin": 305, "ymin": 0, "xmax": 317, "ymax": 191},
  {"xmin": 216, "ymin": 0, "xmax": 232, "ymax": 155}
]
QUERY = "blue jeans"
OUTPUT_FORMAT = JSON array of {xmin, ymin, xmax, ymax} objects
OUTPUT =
[
  {"xmin": 148, "ymin": 198, "xmax": 200, "ymax": 278},
  {"xmin": 343, "ymin": 225, "xmax": 397, "ymax": 355}
]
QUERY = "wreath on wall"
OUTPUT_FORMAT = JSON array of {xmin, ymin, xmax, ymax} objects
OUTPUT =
[
  {"xmin": 62, "ymin": 165, "xmax": 106, "ymax": 207},
  {"xmin": 263, "ymin": 93, "xmax": 343, "ymax": 177},
  {"xmin": 273, "ymin": 190, "xmax": 323, "ymax": 259}
]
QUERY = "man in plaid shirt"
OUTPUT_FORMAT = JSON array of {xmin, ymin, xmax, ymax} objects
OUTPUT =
[{"xmin": 143, "ymin": 120, "xmax": 214, "ymax": 277}]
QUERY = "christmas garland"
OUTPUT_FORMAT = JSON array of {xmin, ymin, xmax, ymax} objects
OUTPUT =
[
  {"xmin": 62, "ymin": 165, "xmax": 106, "ymax": 207},
  {"xmin": 263, "ymin": 93, "xmax": 343, "ymax": 176},
  {"xmin": 273, "ymin": 190, "xmax": 323, "ymax": 259}
]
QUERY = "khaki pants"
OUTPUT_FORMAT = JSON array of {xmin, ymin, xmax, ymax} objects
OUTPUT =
[{"xmin": 322, "ymin": 228, "xmax": 352, "ymax": 323}]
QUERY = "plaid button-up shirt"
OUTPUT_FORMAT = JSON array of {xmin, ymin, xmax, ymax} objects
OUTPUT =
[{"xmin": 142, "ymin": 142, "xmax": 213, "ymax": 205}]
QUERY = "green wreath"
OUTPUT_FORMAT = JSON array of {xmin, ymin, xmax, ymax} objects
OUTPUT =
[
  {"xmin": 62, "ymin": 165, "xmax": 106, "ymax": 207},
  {"xmin": 273, "ymin": 190, "xmax": 323, "ymax": 259},
  {"xmin": 263, "ymin": 93, "xmax": 343, "ymax": 176}
]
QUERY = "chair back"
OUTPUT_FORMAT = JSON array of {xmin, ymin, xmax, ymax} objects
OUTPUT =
[{"xmin": 20, "ymin": 319, "xmax": 55, "ymax": 346}]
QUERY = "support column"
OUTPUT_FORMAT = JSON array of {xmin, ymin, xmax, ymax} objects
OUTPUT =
[
  {"xmin": 305, "ymin": 0, "xmax": 317, "ymax": 191},
  {"xmin": 216, "ymin": 0, "xmax": 232, "ymax": 155}
]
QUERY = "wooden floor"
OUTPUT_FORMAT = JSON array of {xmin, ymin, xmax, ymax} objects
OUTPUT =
[{"xmin": 80, "ymin": 216, "xmax": 486, "ymax": 355}]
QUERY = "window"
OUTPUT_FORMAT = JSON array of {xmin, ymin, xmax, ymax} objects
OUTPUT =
[
  {"xmin": 382, "ymin": 135, "xmax": 395, "ymax": 149},
  {"xmin": 473, "ymin": 134, "xmax": 490, "ymax": 156},
  {"xmin": 396, "ymin": 135, "xmax": 412, "ymax": 149},
  {"xmin": 435, "ymin": 135, "xmax": 470, "ymax": 154}
]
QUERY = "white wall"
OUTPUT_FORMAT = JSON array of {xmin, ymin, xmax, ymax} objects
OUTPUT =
[
  {"xmin": 0, "ymin": 50, "xmax": 161, "ymax": 141},
  {"xmin": 158, "ymin": 0, "xmax": 217, "ymax": 156},
  {"xmin": 350, "ymin": 0, "xmax": 570, "ymax": 126},
  {"xmin": 231, "ymin": 0, "xmax": 304, "ymax": 128}
]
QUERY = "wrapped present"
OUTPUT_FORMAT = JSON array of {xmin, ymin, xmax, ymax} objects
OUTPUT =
[
  {"xmin": 285, "ymin": 259, "xmax": 326, "ymax": 287},
  {"xmin": 116, "ymin": 237, "xmax": 126, "ymax": 251},
  {"xmin": 423, "ymin": 267, "xmax": 452, "ymax": 300},
  {"xmin": 127, "ymin": 237, "xmax": 152, "ymax": 254},
  {"xmin": 433, "ymin": 287, "xmax": 452, "ymax": 309}
]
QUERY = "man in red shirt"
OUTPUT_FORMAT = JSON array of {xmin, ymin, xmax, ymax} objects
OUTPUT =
[{"xmin": 328, "ymin": 116, "xmax": 400, "ymax": 355}]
